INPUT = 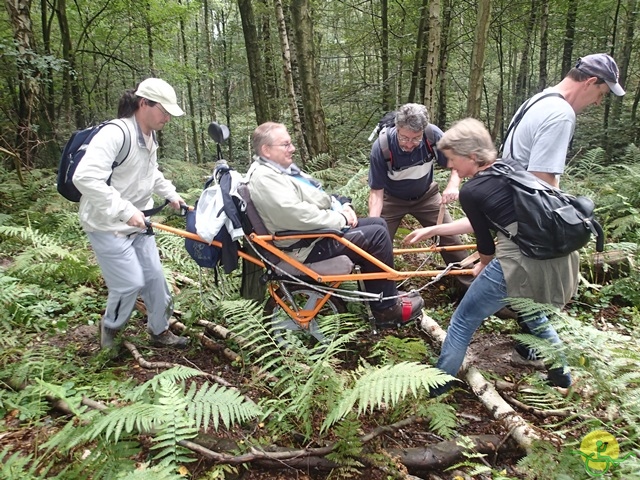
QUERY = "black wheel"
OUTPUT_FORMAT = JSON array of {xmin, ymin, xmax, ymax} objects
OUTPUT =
[{"xmin": 264, "ymin": 284, "xmax": 347, "ymax": 347}]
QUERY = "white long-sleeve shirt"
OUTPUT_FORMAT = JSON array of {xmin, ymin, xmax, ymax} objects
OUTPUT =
[{"xmin": 73, "ymin": 116, "xmax": 180, "ymax": 234}]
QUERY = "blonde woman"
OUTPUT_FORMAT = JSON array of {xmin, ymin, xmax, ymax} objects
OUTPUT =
[{"xmin": 405, "ymin": 118, "xmax": 577, "ymax": 395}]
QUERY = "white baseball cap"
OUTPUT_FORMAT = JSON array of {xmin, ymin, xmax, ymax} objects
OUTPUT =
[{"xmin": 135, "ymin": 78, "xmax": 185, "ymax": 116}]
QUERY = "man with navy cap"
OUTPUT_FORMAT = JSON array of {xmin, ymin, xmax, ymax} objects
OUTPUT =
[
  {"xmin": 503, "ymin": 53, "xmax": 625, "ymax": 188},
  {"xmin": 501, "ymin": 54, "xmax": 624, "ymax": 367}
]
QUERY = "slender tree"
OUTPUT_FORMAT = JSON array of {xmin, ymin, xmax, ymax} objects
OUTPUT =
[
  {"xmin": 238, "ymin": 0, "xmax": 270, "ymax": 124},
  {"xmin": 514, "ymin": 0, "xmax": 537, "ymax": 106},
  {"xmin": 381, "ymin": 0, "xmax": 391, "ymax": 111},
  {"xmin": 561, "ymin": 0, "xmax": 578, "ymax": 77},
  {"xmin": 538, "ymin": 0, "xmax": 549, "ymax": 91},
  {"xmin": 179, "ymin": 0, "xmax": 202, "ymax": 163},
  {"xmin": 424, "ymin": 0, "xmax": 441, "ymax": 117},
  {"xmin": 290, "ymin": 0, "xmax": 330, "ymax": 159},
  {"xmin": 436, "ymin": 0, "xmax": 452, "ymax": 127},
  {"xmin": 274, "ymin": 0, "xmax": 309, "ymax": 166},
  {"xmin": 5, "ymin": 0, "xmax": 39, "ymax": 172},
  {"xmin": 408, "ymin": 0, "xmax": 428, "ymax": 104},
  {"xmin": 466, "ymin": 0, "xmax": 491, "ymax": 118}
]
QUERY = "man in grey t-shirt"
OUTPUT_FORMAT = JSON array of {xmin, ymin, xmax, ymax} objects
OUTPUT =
[
  {"xmin": 502, "ymin": 53, "xmax": 624, "ymax": 369},
  {"xmin": 503, "ymin": 53, "xmax": 625, "ymax": 188}
]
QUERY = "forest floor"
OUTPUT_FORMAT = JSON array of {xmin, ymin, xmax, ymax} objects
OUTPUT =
[{"xmin": 1, "ymin": 275, "xmax": 591, "ymax": 480}]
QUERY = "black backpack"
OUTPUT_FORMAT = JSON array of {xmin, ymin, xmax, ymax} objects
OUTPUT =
[
  {"xmin": 57, "ymin": 120, "xmax": 131, "ymax": 202},
  {"xmin": 480, "ymin": 161, "xmax": 604, "ymax": 260},
  {"xmin": 368, "ymin": 110, "xmax": 438, "ymax": 171}
]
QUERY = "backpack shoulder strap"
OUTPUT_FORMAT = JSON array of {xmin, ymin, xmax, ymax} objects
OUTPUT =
[
  {"xmin": 379, "ymin": 126, "xmax": 391, "ymax": 161},
  {"xmin": 107, "ymin": 119, "xmax": 132, "ymax": 167},
  {"xmin": 501, "ymin": 92, "xmax": 565, "ymax": 158},
  {"xmin": 424, "ymin": 124, "xmax": 438, "ymax": 156}
]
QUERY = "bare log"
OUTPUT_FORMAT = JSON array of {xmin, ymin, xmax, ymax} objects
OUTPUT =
[{"xmin": 419, "ymin": 314, "xmax": 548, "ymax": 454}]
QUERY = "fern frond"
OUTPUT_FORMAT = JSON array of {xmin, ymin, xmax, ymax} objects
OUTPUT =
[
  {"xmin": 126, "ymin": 365, "xmax": 205, "ymax": 401},
  {"xmin": 150, "ymin": 378, "xmax": 197, "ymax": 464},
  {"xmin": 113, "ymin": 460, "xmax": 185, "ymax": 480},
  {"xmin": 185, "ymin": 380, "xmax": 262, "ymax": 431},
  {"xmin": 322, "ymin": 362, "xmax": 453, "ymax": 431},
  {"xmin": 424, "ymin": 402, "xmax": 458, "ymax": 439},
  {"xmin": 0, "ymin": 448, "xmax": 58, "ymax": 479}
]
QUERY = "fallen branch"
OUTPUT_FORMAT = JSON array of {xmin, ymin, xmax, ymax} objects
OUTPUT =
[
  {"xmin": 123, "ymin": 341, "xmax": 178, "ymax": 369},
  {"xmin": 122, "ymin": 340, "xmax": 237, "ymax": 389},
  {"xmin": 28, "ymin": 384, "xmax": 518, "ymax": 473},
  {"xmin": 419, "ymin": 314, "xmax": 547, "ymax": 454}
]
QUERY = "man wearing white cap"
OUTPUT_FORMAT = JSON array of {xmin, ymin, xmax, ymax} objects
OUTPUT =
[
  {"xmin": 501, "ymin": 54, "xmax": 624, "ymax": 367},
  {"xmin": 73, "ymin": 78, "xmax": 189, "ymax": 350},
  {"xmin": 503, "ymin": 53, "xmax": 625, "ymax": 189}
]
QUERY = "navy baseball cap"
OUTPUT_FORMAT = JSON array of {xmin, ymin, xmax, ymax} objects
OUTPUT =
[{"xmin": 575, "ymin": 54, "xmax": 625, "ymax": 96}]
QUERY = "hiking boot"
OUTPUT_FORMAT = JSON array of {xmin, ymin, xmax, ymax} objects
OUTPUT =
[
  {"xmin": 547, "ymin": 367, "xmax": 572, "ymax": 388},
  {"xmin": 149, "ymin": 329, "xmax": 189, "ymax": 349},
  {"xmin": 372, "ymin": 293, "xmax": 424, "ymax": 329},
  {"xmin": 100, "ymin": 319, "xmax": 119, "ymax": 349},
  {"xmin": 510, "ymin": 345, "xmax": 545, "ymax": 370}
]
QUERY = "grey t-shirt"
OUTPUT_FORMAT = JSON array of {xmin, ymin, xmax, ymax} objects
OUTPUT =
[{"xmin": 502, "ymin": 90, "xmax": 576, "ymax": 176}]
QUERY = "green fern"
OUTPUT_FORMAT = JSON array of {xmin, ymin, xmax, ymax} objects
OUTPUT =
[
  {"xmin": 185, "ymin": 380, "xmax": 262, "ymax": 431},
  {"xmin": 0, "ymin": 449, "xmax": 58, "ymax": 480},
  {"xmin": 423, "ymin": 402, "xmax": 458, "ymax": 439},
  {"xmin": 84, "ymin": 366, "xmax": 260, "ymax": 464},
  {"xmin": 322, "ymin": 361, "xmax": 453, "ymax": 432}
]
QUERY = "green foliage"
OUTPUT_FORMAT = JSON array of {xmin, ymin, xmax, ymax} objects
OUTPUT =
[
  {"xmin": 369, "ymin": 335, "xmax": 429, "ymax": 364},
  {"xmin": 322, "ymin": 362, "xmax": 453, "ymax": 432},
  {"xmin": 0, "ymin": 449, "xmax": 59, "ymax": 480},
  {"xmin": 422, "ymin": 402, "xmax": 458, "ymax": 440}
]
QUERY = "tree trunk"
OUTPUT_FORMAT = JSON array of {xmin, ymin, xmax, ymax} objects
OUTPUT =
[
  {"xmin": 238, "ymin": 0, "xmax": 270, "ymax": 124},
  {"xmin": 55, "ymin": 0, "xmax": 86, "ymax": 128},
  {"xmin": 561, "ymin": 0, "xmax": 578, "ymax": 77},
  {"xmin": 408, "ymin": 0, "xmax": 428, "ymax": 104},
  {"xmin": 381, "ymin": 0, "xmax": 391, "ymax": 111},
  {"xmin": 436, "ymin": 0, "xmax": 452, "ymax": 127},
  {"xmin": 202, "ymin": 0, "xmax": 218, "ymax": 148},
  {"xmin": 514, "ymin": 0, "xmax": 537, "ymax": 106},
  {"xmin": 260, "ymin": 0, "xmax": 279, "ymax": 121},
  {"xmin": 466, "ymin": 0, "xmax": 491, "ymax": 118},
  {"xmin": 424, "ymin": 0, "xmax": 441, "ymax": 117},
  {"xmin": 290, "ymin": 0, "xmax": 330, "ymax": 159},
  {"xmin": 274, "ymin": 0, "xmax": 309, "ymax": 166},
  {"xmin": 538, "ymin": 0, "xmax": 549, "ymax": 91},
  {"xmin": 179, "ymin": 0, "xmax": 201, "ymax": 163},
  {"xmin": 611, "ymin": 0, "xmax": 637, "ymax": 127},
  {"xmin": 5, "ymin": 0, "xmax": 39, "ymax": 172}
]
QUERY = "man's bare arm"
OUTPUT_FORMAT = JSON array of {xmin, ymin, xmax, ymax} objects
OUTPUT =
[{"xmin": 368, "ymin": 189, "xmax": 384, "ymax": 217}]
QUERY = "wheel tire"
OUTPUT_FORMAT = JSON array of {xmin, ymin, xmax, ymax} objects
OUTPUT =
[{"xmin": 264, "ymin": 285, "xmax": 347, "ymax": 347}]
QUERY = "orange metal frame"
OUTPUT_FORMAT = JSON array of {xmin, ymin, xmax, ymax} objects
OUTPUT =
[{"xmin": 151, "ymin": 222, "xmax": 476, "ymax": 329}]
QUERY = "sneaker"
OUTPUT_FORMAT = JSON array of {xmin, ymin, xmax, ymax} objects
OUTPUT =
[
  {"xmin": 510, "ymin": 347, "xmax": 545, "ymax": 370},
  {"xmin": 100, "ymin": 319, "xmax": 118, "ymax": 349},
  {"xmin": 150, "ymin": 329, "xmax": 189, "ymax": 349},
  {"xmin": 372, "ymin": 293, "xmax": 424, "ymax": 329},
  {"xmin": 547, "ymin": 367, "xmax": 572, "ymax": 388}
]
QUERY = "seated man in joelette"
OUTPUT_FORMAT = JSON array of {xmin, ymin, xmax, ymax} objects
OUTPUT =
[{"xmin": 247, "ymin": 121, "xmax": 423, "ymax": 328}]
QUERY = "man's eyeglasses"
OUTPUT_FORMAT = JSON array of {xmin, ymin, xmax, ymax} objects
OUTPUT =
[
  {"xmin": 155, "ymin": 103, "xmax": 170, "ymax": 117},
  {"xmin": 270, "ymin": 142, "xmax": 294, "ymax": 150},
  {"xmin": 397, "ymin": 133, "xmax": 423, "ymax": 145}
]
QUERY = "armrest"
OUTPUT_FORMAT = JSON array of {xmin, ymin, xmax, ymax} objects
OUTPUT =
[{"xmin": 274, "ymin": 228, "xmax": 345, "ymax": 237}]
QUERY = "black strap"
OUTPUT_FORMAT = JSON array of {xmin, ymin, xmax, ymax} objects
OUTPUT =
[
  {"xmin": 501, "ymin": 92, "xmax": 565, "ymax": 159},
  {"xmin": 141, "ymin": 199, "xmax": 170, "ymax": 217}
]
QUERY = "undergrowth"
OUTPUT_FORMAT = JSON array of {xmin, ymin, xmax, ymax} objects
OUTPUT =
[{"xmin": 0, "ymin": 153, "xmax": 639, "ymax": 479}]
